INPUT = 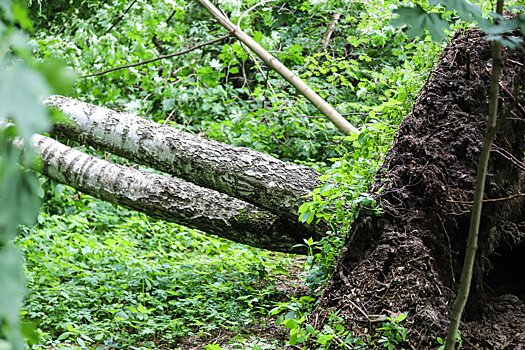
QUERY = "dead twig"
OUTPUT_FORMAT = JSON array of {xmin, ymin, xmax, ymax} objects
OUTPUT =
[
  {"xmin": 82, "ymin": 33, "xmax": 232, "ymax": 78},
  {"xmin": 447, "ymin": 191, "xmax": 525, "ymax": 204},
  {"xmin": 106, "ymin": 0, "xmax": 139, "ymax": 33}
]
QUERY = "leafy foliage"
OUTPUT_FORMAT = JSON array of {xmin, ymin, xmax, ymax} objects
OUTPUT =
[
  {"xmin": 270, "ymin": 298, "xmax": 410, "ymax": 349},
  {"xmin": 393, "ymin": 0, "xmax": 525, "ymax": 47},
  {"xmin": 0, "ymin": 2, "xmax": 72, "ymax": 348},
  {"xmin": 392, "ymin": 5, "xmax": 450, "ymax": 41},
  {"xmin": 18, "ymin": 185, "xmax": 295, "ymax": 349},
  {"xmin": 11, "ymin": 0, "xmax": 450, "ymax": 348}
]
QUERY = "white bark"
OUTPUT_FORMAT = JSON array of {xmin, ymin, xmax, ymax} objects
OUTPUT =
[
  {"xmin": 321, "ymin": 13, "xmax": 341, "ymax": 51},
  {"xmin": 32, "ymin": 134, "xmax": 322, "ymax": 253},
  {"xmin": 45, "ymin": 95, "xmax": 321, "ymax": 226}
]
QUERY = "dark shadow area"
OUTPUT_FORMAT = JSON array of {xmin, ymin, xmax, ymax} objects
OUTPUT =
[{"xmin": 486, "ymin": 240, "xmax": 525, "ymax": 301}]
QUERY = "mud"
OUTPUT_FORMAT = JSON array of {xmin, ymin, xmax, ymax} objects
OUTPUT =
[{"xmin": 318, "ymin": 30, "xmax": 525, "ymax": 349}]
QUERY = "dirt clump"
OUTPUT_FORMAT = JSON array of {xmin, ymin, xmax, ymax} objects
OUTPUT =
[{"xmin": 318, "ymin": 29, "xmax": 525, "ymax": 349}]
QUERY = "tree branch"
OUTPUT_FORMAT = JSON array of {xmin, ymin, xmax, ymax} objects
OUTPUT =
[
  {"xmin": 82, "ymin": 33, "xmax": 232, "ymax": 78},
  {"xmin": 195, "ymin": 0, "xmax": 359, "ymax": 135},
  {"xmin": 106, "ymin": 0, "xmax": 139, "ymax": 33}
]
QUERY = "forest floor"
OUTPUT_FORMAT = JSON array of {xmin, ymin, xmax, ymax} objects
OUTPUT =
[
  {"xmin": 175, "ymin": 260, "xmax": 307, "ymax": 349},
  {"xmin": 18, "ymin": 189, "xmax": 310, "ymax": 350}
]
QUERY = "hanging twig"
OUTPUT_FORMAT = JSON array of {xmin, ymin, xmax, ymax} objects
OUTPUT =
[
  {"xmin": 237, "ymin": 0, "xmax": 275, "ymax": 26},
  {"xmin": 165, "ymin": 8, "xmax": 177, "ymax": 24},
  {"xmin": 106, "ymin": 0, "xmax": 139, "ymax": 34},
  {"xmin": 235, "ymin": 0, "xmax": 277, "ymax": 97},
  {"xmin": 82, "ymin": 33, "xmax": 232, "ymax": 78}
]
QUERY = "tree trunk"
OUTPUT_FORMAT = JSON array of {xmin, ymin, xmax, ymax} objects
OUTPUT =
[
  {"xmin": 45, "ymin": 95, "xmax": 321, "ymax": 227},
  {"xmin": 317, "ymin": 30, "xmax": 525, "ymax": 349},
  {"xmin": 32, "ymin": 134, "xmax": 322, "ymax": 253}
]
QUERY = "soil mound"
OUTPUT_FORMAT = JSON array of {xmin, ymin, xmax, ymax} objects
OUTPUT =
[{"xmin": 319, "ymin": 29, "xmax": 525, "ymax": 349}]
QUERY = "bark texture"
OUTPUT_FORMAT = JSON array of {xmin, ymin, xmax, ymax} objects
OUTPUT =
[
  {"xmin": 32, "ymin": 134, "xmax": 320, "ymax": 252},
  {"xmin": 317, "ymin": 30, "xmax": 525, "ymax": 348},
  {"xmin": 45, "ymin": 95, "xmax": 320, "ymax": 227}
]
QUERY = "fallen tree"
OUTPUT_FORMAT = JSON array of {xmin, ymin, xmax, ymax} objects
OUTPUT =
[
  {"xmin": 45, "ymin": 95, "xmax": 321, "ymax": 225},
  {"xmin": 30, "ymin": 29, "xmax": 525, "ymax": 348},
  {"xmin": 40, "ymin": 95, "xmax": 329, "ymax": 252},
  {"xmin": 316, "ymin": 30, "xmax": 525, "ymax": 348},
  {"xmin": 32, "ymin": 134, "xmax": 322, "ymax": 252}
]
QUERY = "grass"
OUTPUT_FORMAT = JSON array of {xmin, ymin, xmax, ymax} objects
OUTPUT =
[{"xmin": 16, "ymin": 183, "xmax": 301, "ymax": 349}]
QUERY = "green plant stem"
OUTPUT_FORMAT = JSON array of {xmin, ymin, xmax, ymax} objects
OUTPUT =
[{"xmin": 444, "ymin": 2, "xmax": 504, "ymax": 349}]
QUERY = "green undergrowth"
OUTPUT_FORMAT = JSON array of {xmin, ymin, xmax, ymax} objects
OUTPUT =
[
  {"xmin": 32, "ymin": 0, "xmax": 441, "ymax": 162},
  {"xmin": 16, "ymin": 184, "xmax": 297, "ymax": 349},
  {"xmin": 271, "ymin": 298, "xmax": 409, "ymax": 350},
  {"xmin": 17, "ymin": 0, "xmax": 449, "ymax": 348}
]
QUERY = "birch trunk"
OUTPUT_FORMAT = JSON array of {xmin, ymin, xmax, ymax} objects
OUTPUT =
[
  {"xmin": 45, "ymin": 95, "xmax": 321, "ymax": 226},
  {"xmin": 32, "ymin": 134, "xmax": 322, "ymax": 253}
]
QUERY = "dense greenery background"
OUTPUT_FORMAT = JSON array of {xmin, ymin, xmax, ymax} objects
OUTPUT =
[{"xmin": 3, "ymin": 0, "xmax": 458, "ymax": 348}]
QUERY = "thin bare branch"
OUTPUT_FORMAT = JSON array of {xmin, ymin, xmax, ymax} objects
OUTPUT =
[
  {"xmin": 106, "ymin": 0, "xmax": 139, "ymax": 33},
  {"xmin": 447, "ymin": 192, "xmax": 525, "ymax": 204},
  {"xmin": 235, "ymin": 0, "xmax": 277, "ymax": 97},
  {"xmin": 82, "ymin": 33, "xmax": 232, "ymax": 78},
  {"xmin": 444, "ymin": 1, "xmax": 504, "ymax": 349}
]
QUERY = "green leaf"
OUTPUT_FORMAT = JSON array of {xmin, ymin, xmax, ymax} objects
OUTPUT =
[
  {"xmin": 319, "ymin": 183, "xmax": 335, "ymax": 196},
  {"xmin": 76, "ymin": 337, "xmax": 86, "ymax": 348},
  {"xmin": 57, "ymin": 332, "xmax": 71, "ymax": 341},
  {"xmin": 317, "ymin": 334, "xmax": 334, "ymax": 345},
  {"xmin": 299, "ymin": 209, "xmax": 312, "ymax": 224},
  {"xmin": 391, "ymin": 5, "xmax": 449, "ymax": 42},
  {"xmin": 307, "ymin": 237, "xmax": 314, "ymax": 246},
  {"xmin": 204, "ymin": 345, "xmax": 222, "ymax": 350},
  {"xmin": 305, "ymin": 323, "xmax": 317, "ymax": 336},
  {"xmin": 0, "ymin": 245, "xmax": 25, "ymax": 349},
  {"xmin": 0, "ymin": 163, "xmax": 41, "ymax": 237},
  {"xmin": 391, "ymin": 312, "xmax": 407, "ymax": 322},
  {"xmin": 0, "ymin": 60, "xmax": 51, "ymax": 141},
  {"xmin": 12, "ymin": 2, "xmax": 32, "ymax": 30},
  {"xmin": 0, "ymin": 0, "xmax": 13, "ymax": 21},
  {"xmin": 282, "ymin": 318, "xmax": 298, "ymax": 330},
  {"xmin": 0, "ymin": 340, "xmax": 10, "ymax": 350},
  {"xmin": 20, "ymin": 321, "xmax": 39, "ymax": 345},
  {"xmin": 34, "ymin": 60, "xmax": 76, "ymax": 95},
  {"xmin": 429, "ymin": 0, "xmax": 484, "ymax": 22},
  {"xmin": 357, "ymin": 131, "xmax": 366, "ymax": 145},
  {"xmin": 289, "ymin": 331, "xmax": 298, "ymax": 345},
  {"xmin": 482, "ymin": 15, "xmax": 519, "ymax": 34},
  {"xmin": 486, "ymin": 35, "xmax": 524, "ymax": 49}
]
